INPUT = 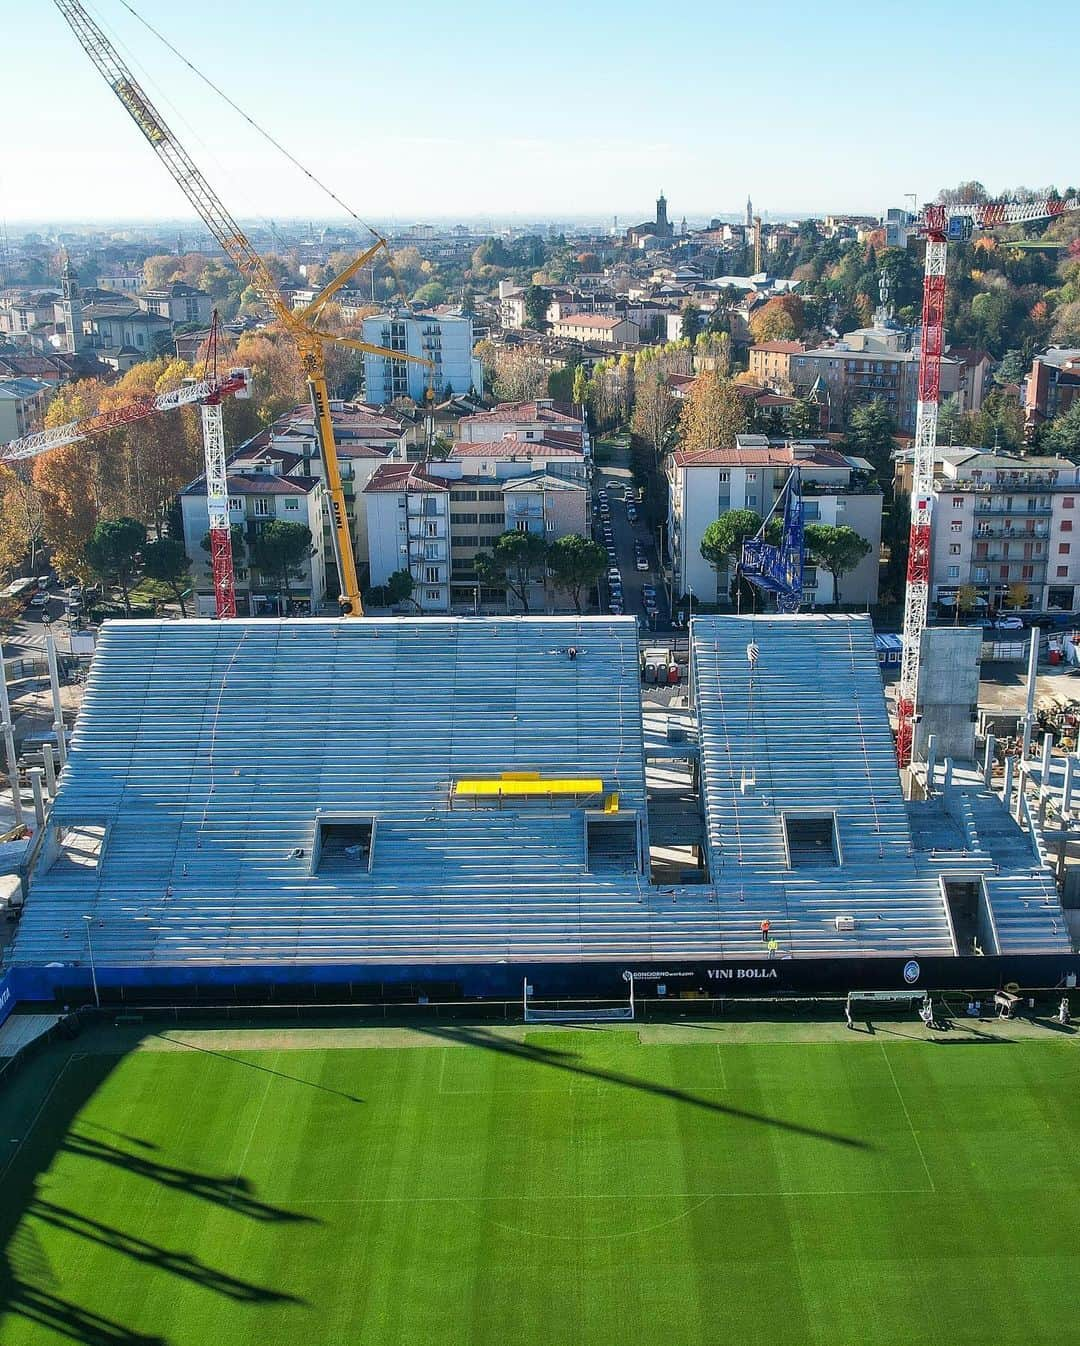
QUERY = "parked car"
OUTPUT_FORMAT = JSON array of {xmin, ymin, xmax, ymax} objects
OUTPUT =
[
  {"xmin": 636, "ymin": 556, "xmax": 649, "ymax": 572},
  {"xmin": 29, "ymin": 591, "xmax": 50, "ymax": 608},
  {"xmin": 995, "ymin": 616, "xmax": 1024, "ymax": 631}
]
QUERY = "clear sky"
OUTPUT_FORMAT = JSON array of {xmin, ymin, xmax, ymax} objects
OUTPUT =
[{"xmin": 5, "ymin": 0, "xmax": 1078, "ymax": 227}]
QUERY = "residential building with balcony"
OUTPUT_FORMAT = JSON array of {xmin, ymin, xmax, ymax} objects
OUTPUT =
[
  {"xmin": 458, "ymin": 399, "xmax": 589, "ymax": 457},
  {"xmin": 666, "ymin": 435, "xmax": 882, "ymax": 607},
  {"xmin": 921, "ymin": 450, "xmax": 1080, "ymax": 614},
  {"xmin": 363, "ymin": 463, "xmax": 452, "ymax": 612},
  {"xmin": 180, "ymin": 454, "xmax": 326, "ymax": 617},
  {"xmin": 790, "ymin": 343, "xmax": 961, "ymax": 433},
  {"xmin": 747, "ymin": 341, "xmax": 806, "ymax": 387},
  {"xmin": 548, "ymin": 313, "xmax": 639, "ymax": 345},
  {"xmin": 361, "ymin": 310, "xmax": 480, "ymax": 405},
  {"xmin": 138, "ymin": 282, "xmax": 213, "ymax": 326}
]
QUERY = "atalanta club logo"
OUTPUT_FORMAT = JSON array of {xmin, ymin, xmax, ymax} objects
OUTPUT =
[{"xmin": 903, "ymin": 959, "xmax": 921, "ymax": 985}]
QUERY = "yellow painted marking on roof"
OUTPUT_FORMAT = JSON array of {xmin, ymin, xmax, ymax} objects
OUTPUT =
[{"xmin": 454, "ymin": 777, "xmax": 603, "ymax": 798}]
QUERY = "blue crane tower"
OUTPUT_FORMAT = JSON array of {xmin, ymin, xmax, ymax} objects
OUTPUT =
[{"xmin": 738, "ymin": 468, "xmax": 804, "ymax": 613}]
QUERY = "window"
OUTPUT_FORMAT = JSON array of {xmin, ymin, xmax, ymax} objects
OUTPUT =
[
  {"xmin": 1063, "ymin": 520, "xmax": 1074, "ymax": 532},
  {"xmin": 480, "ymin": 512, "xmax": 502, "ymax": 525},
  {"xmin": 425, "ymin": 521, "xmax": 439, "ymax": 537},
  {"xmin": 952, "ymin": 497, "xmax": 964, "ymax": 508},
  {"xmin": 950, "ymin": 521, "xmax": 963, "ymax": 533},
  {"xmin": 746, "ymin": 472, "xmax": 758, "ymax": 482},
  {"xmin": 235, "ymin": 567, "xmax": 248, "ymax": 581},
  {"xmin": 515, "ymin": 519, "xmax": 529, "ymax": 533},
  {"xmin": 398, "ymin": 497, "xmax": 406, "ymax": 509},
  {"xmin": 1000, "ymin": 566, "xmax": 1010, "ymax": 579},
  {"xmin": 425, "ymin": 566, "xmax": 440, "ymax": 584},
  {"xmin": 1061, "ymin": 543, "xmax": 1071, "ymax": 555},
  {"xmin": 452, "ymin": 512, "xmax": 479, "ymax": 525},
  {"xmin": 1065, "ymin": 497, "xmax": 1075, "ymax": 509},
  {"xmin": 479, "ymin": 490, "xmax": 502, "ymax": 502},
  {"xmin": 1059, "ymin": 566, "xmax": 1070, "ymax": 578},
  {"xmin": 228, "ymin": 497, "xmax": 243, "ymax": 511},
  {"xmin": 783, "ymin": 813, "xmax": 839, "ymax": 869},
  {"xmin": 948, "ymin": 544, "xmax": 961, "ymax": 555},
  {"xmin": 803, "ymin": 566, "xmax": 818, "ymax": 588},
  {"xmin": 422, "ymin": 497, "xmax": 439, "ymax": 516},
  {"xmin": 1022, "ymin": 565, "xmax": 1034, "ymax": 581},
  {"xmin": 313, "ymin": 815, "xmax": 375, "ymax": 875},
  {"xmin": 456, "ymin": 490, "xmax": 478, "ymax": 502},
  {"xmin": 253, "ymin": 497, "xmax": 270, "ymax": 516},
  {"xmin": 836, "ymin": 498, "xmax": 846, "ymax": 511},
  {"xmin": 716, "ymin": 472, "xmax": 730, "ymax": 484},
  {"xmin": 283, "ymin": 498, "xmax": 299, "ymax": 511},
  {"xmin": 424, "ymin": 543, "xmax": 440, "ymax": 560},
  {"xmin": 426, "ymin": 588, "xmax": 440, "ymax": 601},
  {"xmin": 546, "ymin": 518, "xmax": 556, "ymax": 532},
  {"xmin": 947, "ymin": 565, "xmax": 960, "ymax": 579}
]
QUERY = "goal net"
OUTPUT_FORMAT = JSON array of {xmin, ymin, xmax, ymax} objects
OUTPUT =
[{"xmin": 522, "ymin": 978, "xmax": 635, "ymax": 1023}]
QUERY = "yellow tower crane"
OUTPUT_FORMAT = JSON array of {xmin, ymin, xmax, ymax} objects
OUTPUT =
[{"xmin": 53, "ymin": 0, "xmax": 432, "ymax": 617}]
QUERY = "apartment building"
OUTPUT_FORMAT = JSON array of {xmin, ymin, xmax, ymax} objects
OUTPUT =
[
  {"xmin": 0, "ymin": 376, "xmax": 50, "ymax": 442},
  {"xmin": 747, "ymin": 341, "xmax": 807, "ymax": 387},
  {"xmin": 138, "ymin": 282, "xmax": 213, "ymax": 326},
  {"xmin": 1025, "ymin": 347, "xmax": 1080, "ymax": 434},
  {"xmin": 361, "ymin": 310, "xmax": 481, "ymax": 405},
  {"xmin": 180, "ymin": 454, "xmax": 326, "ymax": 616},
  {"xmin": 921, "ymin": 450, "xmax": 1080, "ymax": 614},
  {"xmin": 362, "ymin": 440, "xmax": 588, "ymax": 613},
  {"xmin": 790, "ymin": 343, "xmax": 963, "ymax": 434},
  {"xmin": 548, "ymin": 314, "xmax": 639, "ymax": 345},
  {"xmin": 458, "ymin": 399, "xmax": 590, "ymax": 457},
  {"xmin": 667, "ymin": 434, "xmax": 882, "ymax": 607}
]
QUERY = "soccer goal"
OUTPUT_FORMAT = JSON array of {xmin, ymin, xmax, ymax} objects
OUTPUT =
[
  {"xmin": 844, "ymin": 989, "xmax": 926, "ymax": 1028},
  {"xmin": 522, "ymin": 978, "xmax": 635, "ymax": 1023}
]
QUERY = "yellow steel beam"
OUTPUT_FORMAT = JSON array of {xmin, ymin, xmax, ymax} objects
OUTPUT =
[{"xmin": 454, "ymin": 777, "xmax": 603, "ymax": 798}]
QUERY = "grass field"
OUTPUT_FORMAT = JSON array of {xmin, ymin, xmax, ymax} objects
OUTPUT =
[{"xmin": 2, "ymin": 1020, "xmax": 1080, "ymax": 1346}]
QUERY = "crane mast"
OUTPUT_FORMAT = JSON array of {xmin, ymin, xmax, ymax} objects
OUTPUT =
[
  {"xmin": 895, "ymin": 193, "xmax": 1080, "ymax": 768},
  {"xmin": 53, "ymin": 0, "xmax": 431, "ymax": 617}
]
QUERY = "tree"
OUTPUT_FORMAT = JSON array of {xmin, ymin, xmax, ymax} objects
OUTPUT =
[
  {"xmin": 804, "ymin": 523, "xmax": 872, "ymax": 608},
  {"xmin": 200, "ymin": 523, "xmax": 246, "ymax": 565},
  {"xmin": 0, "ymin": 465, "xmax": 46, "ymax": 575},
  {"xmin": 571, "ymin": 365, "xmax": 590, "ymax": 409},
  {"xmin": 524, "ymin": 284, "xmax": 550, "ymax": 330},
  {"xmin": 749, "ymin": 295, "xmax": 805, "ymax": 343},
  {"xmin": 364, "ymin": 568, "xmax": 414, "ymax": 610},
  {"xmin": 547, "ymin": 534, "xmax": 607, "ymax": 613},
  {"xmin": 680, "ymin": 302, "xmax": 702, "ymax": 343},
  {"xmin": 956, "ymin": 583, "xmax": 979, "ymax": 624},
  {"xmin": 249, "ymin": 521, "xmax": 313, "ymax": 609},
  {"xmin": 700, "ymin": 509, "xmax": 762, "ymax": 604},
  {"xmin": 679, "ymin": 367, "xmax": 745, "ymax": 457},
  {"xmin": 1042, "ymin": 401, "xmax": 1080, "ymax": 458},
  {"xmin": 141, "ymin": 537, "xmax": 192, "ymax": 617},
  {"xmin": 843, "ymin": 400, "xmax": 897, "ymax": 480},
  {"xmin": 474, "ymin": 530, "xmax": 549, "ymax": 612},
  {"xmin": 788, "ymin": 398, "xmax": 821, "ymax": 439},
  {"xmin": 1006, "ymin": 582, "xmax": 1030, "ymax": 611},
  {"xmin": 84, "ymin": 517, "xmax": 147, "ymax": 616},
  {"xmin": 994, "ymin": 349, "xmax": 1027, "ymax": 387},
  {"xmin": 492, "ymin": 349, "xmax": 548, "ymax": 402},
  {"xmin": 631, "ymin": 371, "xmax": 678, "ymax": 457}
]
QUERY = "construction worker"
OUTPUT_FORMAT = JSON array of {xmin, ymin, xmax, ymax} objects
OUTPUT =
[{"xmin": 760, "ymin": 918, "xmax": 770, "ymax": 944}]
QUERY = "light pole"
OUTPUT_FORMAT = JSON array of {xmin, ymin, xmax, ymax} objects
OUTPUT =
[{"xmin": 82, "ymin": 914, "xmax": 99, "ymax": 1008}]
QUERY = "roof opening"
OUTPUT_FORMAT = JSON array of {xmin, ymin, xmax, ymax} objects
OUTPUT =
[
  {"xmin": 313, "ymin": 815, "xmax": 376, "ymax": 875},
  {"xmin": 586, "ymin": 812, "xmax": 640, "ymax": 873},
  {"xmin": 41, "ymin": 821, "xmax": 108, "ymax": 875},
  {"xmin": 783, "ymin": 813, "xmax": 840, "ymax": 869}
]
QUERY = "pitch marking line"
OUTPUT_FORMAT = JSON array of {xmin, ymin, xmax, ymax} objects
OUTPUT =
[
  {"xmin": 292, "ymin": 1187, "xmax": 933, "ymax": 1204},
  {"xmin": 1, "ymin": 1053, "xmax": 77, "ymax": 1184},
  {"xmin": 881, "ymin": 1043, "xmax": 936, "ymax": 1194},
  {"xmin": 227, "ymin": 1050, "xmax": 279, "ymax": 1206}
]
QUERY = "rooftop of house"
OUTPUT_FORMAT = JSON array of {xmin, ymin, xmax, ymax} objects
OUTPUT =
[
  {"xmin": 183, "ymin": 467, "xmax": 318, "ymax": 497},
  {"xmin": 0, "ymin": 376, "xmax": 50, "ymax": 400},
  {"xmin": 1036, "ymin": 347, "xmax": 1080, "ymax": 371},
  {"xmin": 500, "ymin": 472, "xmax": 587, "ymax": 493},
  {"xmin": 550, "ymin": 313, "xmax": 633, "ymax": 330},
  {"xmin": 449, "ymin": 434, "xmax": 585, "ymax": 461},
  {"xmin": 462, "ymin": 400, "xmax": 584, "ymax": 426},
  {"xmin": 11, "ymin": 614, "xmax": 1066, "ymax": 970},
  {"xmin": 81, "ymin": 303, "xmax": 171, "ymax": 324},
  {"xmin": 363, "ymin": 463, "xmax": 451, "ymax": 494},
  {"xmin": 750, "ymin": 341, "xmax": 807, "ymax": 354},
  {"xmin": 671, "ymin": 438, "xmax": 851, "ymax": 470}
]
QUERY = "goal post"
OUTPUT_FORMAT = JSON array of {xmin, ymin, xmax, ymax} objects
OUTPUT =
[
  {"xmin": 845, "ymin": 989, "xmax": 927, "ymax": 1028},
  {"xmin": 522, "ymin": 978, "xmax": 635, "ymax": 1023}
]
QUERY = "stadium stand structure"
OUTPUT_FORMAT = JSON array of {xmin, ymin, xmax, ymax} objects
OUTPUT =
[{"xmin": 4, "ymin": 613, "xmax": 1073, "ymax": 998}]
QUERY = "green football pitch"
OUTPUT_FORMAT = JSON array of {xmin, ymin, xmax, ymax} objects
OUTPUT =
[{"xmin": 2, "ymin": 1020, "xmax": 1080, "ymax": 1346}]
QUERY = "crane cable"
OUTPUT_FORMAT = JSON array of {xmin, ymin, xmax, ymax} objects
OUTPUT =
[{"xmin": 112, "ymin": 0, "xmax": 416, "ymax": 316}]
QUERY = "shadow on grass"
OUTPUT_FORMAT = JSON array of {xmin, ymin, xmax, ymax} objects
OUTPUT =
[
  {"xmin": 418, "ymin": 1023, "xmax": 870, "ymax": 1150},
  {"xmin": 152, "ymin": 1034, "xmax": 363, "ymax": 1102},
  {"xmin": 0, "ymin": 1042, "xmax": 316, "ymax": 1346}
]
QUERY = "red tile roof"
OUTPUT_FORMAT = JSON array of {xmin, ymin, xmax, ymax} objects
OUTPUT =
[
  {"xmin": 449, "ymin": 433, "xmax": 584, "ymax": 460},
  {"xmin": 550, "ymin": 314, "xmax": 631, "ymax": 330},
  {"xmin": 671, "ymin": 445, "xmax": 849, "ymax": 469},
  {"xmin": 750, "ymin": 341, "xmax": 806, "ymax": 354},
  {"xmin": 462, "ymin": 401, "xmax": 583, "ymax": 425},
  {"xmin": 362, "ymin": 463, "xmax": 450, "ymax": 494}
]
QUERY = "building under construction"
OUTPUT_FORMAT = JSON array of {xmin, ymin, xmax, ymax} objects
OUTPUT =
[{"xmin": 4, "ymin": 614, "xmax": 1076, "ymax": 1007}]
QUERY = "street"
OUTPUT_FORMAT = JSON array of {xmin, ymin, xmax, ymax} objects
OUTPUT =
[{"xmin": 591, "ymin": 444, "xmax": 671, "ymax": 636}]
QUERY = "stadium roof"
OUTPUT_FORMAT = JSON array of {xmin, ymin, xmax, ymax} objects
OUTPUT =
[{"xmin": 11, "ymin": 615, "xmax": 1068, "ymax": 972}]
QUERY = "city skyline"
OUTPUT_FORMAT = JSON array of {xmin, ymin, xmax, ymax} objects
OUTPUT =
[{"xmin": 4, "ymin": 0, "xmax": 1076, "ymax": 224}]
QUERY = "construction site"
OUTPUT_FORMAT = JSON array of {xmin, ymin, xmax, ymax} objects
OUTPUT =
[{"xmin": 1, "ymin": 0, "xmax": 1079, "ymax": 1020}]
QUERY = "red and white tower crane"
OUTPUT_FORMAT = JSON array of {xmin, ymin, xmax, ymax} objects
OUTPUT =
[
  {"xmin": 895, "ymin": 193, "xmax": 1080, "ymax": 769},
  {"xmin": 0, "ymin": 334, "xmax": 249, "ymax": 620}
]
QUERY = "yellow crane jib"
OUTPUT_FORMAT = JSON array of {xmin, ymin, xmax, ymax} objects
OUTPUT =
[{"xmin": 55, "ymin": 0, "xmax": 435, "ymax": 619}]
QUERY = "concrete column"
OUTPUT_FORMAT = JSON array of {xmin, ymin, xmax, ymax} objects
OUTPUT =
[
  {"xmin": 29, "ymin": 768, "xmax": 45, "ymax": 829},
  {"xmin": 943, "ymin": 757, "xmax": 954, "ymax": 792},
  {"xmin": 45, "ymin": 631, "xmax": 66, "ymax": 769},
  {"xmin": 1022, "ymin": 627, "xmax": 1041, "ymax": 760},
  {"xmin": 925, "ymin": 734, "xmax": 939, "ymax": 794},
  {"xmin": 0, "ymin": 645, "xmax": 22, "ymax": 826},
  {"xmin": 983, "ymin": 733, "xmax": 996, "ymax": 787},
  {"xmin": 1065, "ymin": 755, "xmax": 1078, "ymax": 815},
  {"xmin": 42, "ymin": 742, "xmax": 57, "ymax": 798},
  {"xmin": 1041, "ymin": 732, "xmax": 1054, "ymax": 800},
  {"xmin": 1015, "ymin": 763, "xmax": 1027, "ymax": 822},
  {"xmin": 1002, "ymin": 753, "xmax": 1016, "ymax": 812}
]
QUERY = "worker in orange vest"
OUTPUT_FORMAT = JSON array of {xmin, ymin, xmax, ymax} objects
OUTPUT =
[{"xmin": 760, "ymin": 918, "xmax": 770, "ymax": 944}]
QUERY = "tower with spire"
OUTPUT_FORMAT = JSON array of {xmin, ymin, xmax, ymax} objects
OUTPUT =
[
  {"xmin": 745, "ymin": 196, "xmax": 753, "ymax": 230},
  {"xmin": 60, "ymin": 251, "xmax": 85, "ymax": 356},
  {"xmin": 656, "ymin": 190, "xmax": 670, "ymax": 236}
]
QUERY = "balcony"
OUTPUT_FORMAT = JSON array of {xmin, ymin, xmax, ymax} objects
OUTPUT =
[
  {"xmin": 973, "ymin": 523, "xmax": 1049, "ymax": 539},
  {"xmin": 973, "ymin": 502, "xmax": 1052, "ymax": 516}
]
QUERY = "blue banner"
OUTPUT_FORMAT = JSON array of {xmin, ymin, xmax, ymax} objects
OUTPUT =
[{"xmin": 0, "ymin": 972, "xmax": 14, "ymax": 1028}]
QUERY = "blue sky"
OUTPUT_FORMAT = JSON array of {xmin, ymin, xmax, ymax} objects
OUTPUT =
[{"xmin": 4, "ymin": 0, "xmax": 1078, "ymax": 225}]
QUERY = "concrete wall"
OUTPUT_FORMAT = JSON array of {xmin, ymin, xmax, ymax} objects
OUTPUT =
[{"xmin": 913, "ymin": 625, "xmax": 983, "ymax": 764}]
